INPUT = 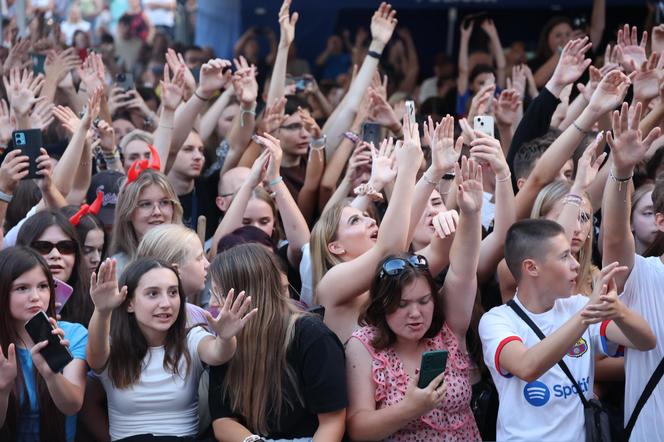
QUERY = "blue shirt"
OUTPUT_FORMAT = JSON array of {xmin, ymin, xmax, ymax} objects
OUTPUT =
[{"xmin": 16, "ymin": 321, "xmax": 88, "ymax": 442}]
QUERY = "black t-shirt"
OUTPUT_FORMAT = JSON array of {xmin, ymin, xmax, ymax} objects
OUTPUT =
[
  {"xmin": 277, "ymin": 243, "xmax": 302, "ymax": 299},
  {"xmin": 178, "ymin": 175, "xmax": 221, "ymax": 239},
  {"xmin": 208, "ymin": 315, "xmax": 347, "ymax": 439}
]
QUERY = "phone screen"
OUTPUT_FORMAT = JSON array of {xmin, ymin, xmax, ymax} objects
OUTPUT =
[
  {"xmin": 361, "ymin": 122, "xmax": 381, "ymax": 146},
  {"xmin": 30, "ymin": 53, "xmax": 46, "ymax": 75}
]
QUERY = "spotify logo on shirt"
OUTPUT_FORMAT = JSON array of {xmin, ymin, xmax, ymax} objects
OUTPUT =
[{"xmin": 523, "ymin": 381, "xmax": 551, "ymax": 406}]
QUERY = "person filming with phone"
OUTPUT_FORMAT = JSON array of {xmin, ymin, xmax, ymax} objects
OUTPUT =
[{"xmin": 344, "ymin": 158, "xmax": 484, "ymax": 441}]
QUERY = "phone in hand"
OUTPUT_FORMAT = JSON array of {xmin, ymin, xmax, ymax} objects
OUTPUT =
[
  {"xmin": 473, "ymin": 116, "xmax": 495, "ymax": 138},
  {"xmin": 405, "ymin": 100, "xmax": 416, "ymax": 125},
  {"xmin": 294, "ymin": 76, "xmax": 312, "ymax": 93},
  {"xmin": 115, "ymin": 72, "xmax": 134, "ymax": 91},
  {"xmin": 30, "ymin": 52, "xmax": 46, "ymax": 75},
  {"xmin": 24, "ymin": 311, "xmax": 73, "ymax": 373},
  {"xmin": 12, "ymin": 129, "xmax": 43, "ymax": 180},
  {"xmin": 54, "ymin": 278, "xmax": 73, "ymax": 315},
  {"xmin": 361, "ymin": 122, "xmax": 381, "ymax": 146},
  {"xmin": 418, "ymin": 350, "xmax": 448, "ymax": 389}
]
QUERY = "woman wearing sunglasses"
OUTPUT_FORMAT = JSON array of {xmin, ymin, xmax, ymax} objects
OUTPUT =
[
  {"xmin": 16, "ymin": 210, "xmax": 93, "ymax": 327},
  {"xmin": 345, "ymin": 159, "xmax": 484, "ymax": 441}
]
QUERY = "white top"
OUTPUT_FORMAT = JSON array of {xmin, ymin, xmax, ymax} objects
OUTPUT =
[
  {"xmin": 144, "ymin": 0, "xmax": 175, "ymax": 27},
  {"xmin": 99, "ymin": 326, "xmax": 211, "ymax": 441},
  {"xmin": 3, "ymin": 205, "xmax": 37, "ymax": 248},
  {"xmin": 481, "ymin": 191, "xmax": 496, "ymax": 231},
  {"xmin": 60, "ymin": 20, "xmax": 91, "ymax": 46},
  {"xmin": 479, "ymin": 295, "xmax": 617, "ymax": 442},
  {"xmin": 299, "ymin": 243, "xmax": 313, "ymax": 307},
  {"xmin": 418, "ymin": 76, "xmax": 438, "ymax": 103},
  {"xmin": 621, "ymin": 255, "xmax": 664, "ymax": 442}
]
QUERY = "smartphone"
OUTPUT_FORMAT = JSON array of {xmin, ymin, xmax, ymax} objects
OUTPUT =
[
  {"xmin": 24, "ymin": 311, "xmax": 74, "ymax": 373},
  {"xmin": 306, "ymin": 305, "xmax": 325, "ymax": 319},
  {"xmin": 418, "ymin": 350, "xmax": 448, "ymax": 389},
  {"xmin": 77, "ymin": 48, "xmax": 88, "ymax": 62},
  {"xmin": 12, "ymin": 129, "xmax": 43, "ymax": 180},
  {"xmin": 473, "ymin": 116, "xmax": 495, "ymax": 138},
  {"xmin": 115, "ymin": 72, "xmax": 134, "ymax": 91},
  {"xmin": 405, "ymin": 100, "xmax": 416, "ymax": 125},
  {"xmin": 54, "ymin": 278, "xmax": 73, "ymax": 315},
  {"xmin": 294, "ymin": 76, "xmax": 311, "ymax": 93},
  {"xmin": 361, "ymin": 122, "xmax": 382, "ymax": 146},
  {"xmin": 30, "ymin": 52, "xmax": 46, "ymax": 75}
]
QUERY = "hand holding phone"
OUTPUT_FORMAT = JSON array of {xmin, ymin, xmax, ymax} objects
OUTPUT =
[
  {"xmin": 12, "ymin": 130, "xmax": 44, "ymax": 180},
  {"xmin": 418, "ymin": 350, "xmax": 448, "ymax": 389},
  {"xmin": 24, "ymin": 312, "xmax": 73, "ymax": 373},
  {"xmin": 473, "ymin": 116, "xmax": 495, "ymax": 138}
]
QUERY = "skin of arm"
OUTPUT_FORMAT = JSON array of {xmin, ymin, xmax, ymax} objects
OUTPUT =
[
  {"xmin": 396, "ymin": 30, "xmax": 419, "ymax": 93},
  {"xmin": 266, "ymin": 0, "xmax": 298, "ymax": 105},
  {"xmin": 483, "ymin": 20, "xmax": 507, "ymax": 88},
  {"xmin": 40, "ymin": 357, "xmax": 87, "ymax": 415},
  {"xmin": 65, "ymin": 140, "xmax": 93, "ymax": 205},
  {"xmin": 533, "ymin": 53, "xmax": 560, "ymax": 89},
  {"xmin": 86, "ymin": 309, "xmax": 112, "ymax": 372},
  {"xmin": 590, "ymin": 0, "xmax": 606, "ymax": 49},
  {"xmin": 220, "ymin": 105, "xmax": 256, "ymax": 177},
  {"xmin": 313, "ymin": 409, "xmax": 346, "ymax": 442},
  {"xmin": 297, "ymin": 147, "xmax": 325, "ymax": 225},
  {"xmin": 198, "ymin": 88, "xmax": 234, "ymax": 142},
  {"xmin": 212, "ymin": 418, "xmax": 253, "ymax": 442},
  {"xmin": 457, "ymin": 21, "xmax": 472, "ymax": 94},
  {"xmin": 604, "ymin": 308, "xmax": 656, "ymax": 351},
  {"xmin": 197, "ymin": 335, "xmax": 237, "ymax": 366}
]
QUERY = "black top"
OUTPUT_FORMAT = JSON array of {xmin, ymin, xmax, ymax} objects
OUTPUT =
[
  {"xmin": 277, "ymin": 243, "xmax": 302, "ymax": 298},
  {"xmin": 178, "ymin": 174, "xmax": 221, "ymax": 239},
  {"xmin": 208, "ymin": 315, "xmax": 347, "ymax": 439}
]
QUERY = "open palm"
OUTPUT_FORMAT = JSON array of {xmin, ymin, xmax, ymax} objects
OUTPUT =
[{"xmin": 456, "ymin": 157, "xmax": 484, "ymax": 213}]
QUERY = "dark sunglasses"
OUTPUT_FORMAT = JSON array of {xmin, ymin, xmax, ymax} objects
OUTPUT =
[
  {"xmin": 31, "ymin": 240, "xmax": 77, "ymax": 255},
  {"xmin": 379, "ymin": 255, "xmax": 429, "ymax": 279}
]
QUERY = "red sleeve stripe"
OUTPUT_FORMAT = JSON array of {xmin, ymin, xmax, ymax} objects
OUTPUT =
[
  {"xmin": 495, "ymin": 336, "xmax": 522, "ymax": 378},
  {"xmin": 600, "ymin": 320, "xmax": 611, "ymax": 337}
]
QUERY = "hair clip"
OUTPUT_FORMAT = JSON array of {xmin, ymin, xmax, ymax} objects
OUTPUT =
[
  {"xmin": 70, "ymin": 191, "xmax": 103, "ymax": 226},
  {"xmin": 126, "ymin": 144, "xmax": 161, "ymax": 184}
]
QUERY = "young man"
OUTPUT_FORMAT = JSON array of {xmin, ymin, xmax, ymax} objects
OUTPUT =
[
  {"xmin": 602, "ymin": 101, "xmax": 664, "ymax": 441},
  {"xmin": 480, "ymin": 219, "xmax": 655, "ymax": 441}
]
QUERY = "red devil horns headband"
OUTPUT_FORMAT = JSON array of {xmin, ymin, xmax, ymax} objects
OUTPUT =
[
  {"xmin": 70, "ymin": 191, "xmax": 103, "ymax": 226},
  {"xmin": 126, "ymin": 144, "xmax": 162, "ymax": 184}
]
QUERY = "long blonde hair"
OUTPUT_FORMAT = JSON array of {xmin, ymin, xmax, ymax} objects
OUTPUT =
[
  {"xmin": 110, "ymin": 169, "xmax": 183, "ymax": 257},
  {"xmin": 531, "ymin": 180, "xmax": 594, "ymax": 294},
  {"xmin": 310, "ymin": 202, "xmax": 346, "ymax": 303},
  {"xmin": 209, "ymin": 244, "xmax": 304, "ymax": 435},
  {"xmin": 135, "ymin": 224, "xmax": 200, "ymax": 266}
]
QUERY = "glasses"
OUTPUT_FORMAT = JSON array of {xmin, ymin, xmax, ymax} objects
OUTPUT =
[
  {"xmin": 136, "ymin": 199, "xmax": 174, "ymax": 213},
  {"xmin": 379, "ymin": 255, "xmax": 429, "ymax": 279},
  {"xmin": 32, "ymin": 240, "xmax": 77, "ymax": 255}
]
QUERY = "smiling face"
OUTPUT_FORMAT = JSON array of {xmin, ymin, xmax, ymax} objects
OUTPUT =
[
  {"xmin": 34, "ymin": 226, "xmax": 76, "ymax": 282},
  {"xmin": 385, "ymin": 276, "xmax": 435, "ymax": 342},
  {"xmin": 412, "ymin": 190, "xmax": 445, "ymax": 249},
  {"xmin": 130, "ymin": 184, "xmax": 174, "ymax": 239},
  {"xmin": 329, "ymin": 206, "xmax": 378, "ymax": 261},
  {"xmin": 127, "ymin": 268, "xmax": 181, "ymax": 345},
  {"xmin": 9, "ymin": 266, "xmax": 51, "ymax": 324},
  {"xmin": 177, "ymin": 239, "xmax": 210, "ymax": 297}
]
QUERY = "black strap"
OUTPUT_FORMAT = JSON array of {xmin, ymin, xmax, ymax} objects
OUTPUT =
[
  {"xmin": 624, "ymin": 355, "xmax": 664, "ymax": 439},
  {"xmin": 507, "ymin": 300, "xmax": 591, "ymax": 409}
]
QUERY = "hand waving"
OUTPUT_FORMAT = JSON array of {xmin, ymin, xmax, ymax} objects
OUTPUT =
[
  {"xmin": 90, "ymin": 258, "xmax": 128, "ymax": 314},
  {"xmin": 205, "ymin": 288, "xmax": 258, "ymax": 340},
  {"xmin": 160, "ymin": 63, "xmax": 185, "ymax": 111},
  {"xmin": 278, "ymin": 0, "xmax": 299, "ymax": 47},
  {"xmin": 371, "ymin": 2, "xmax": 398, "ymax": 47},
  {"xmin": 3, "ymin": 68, "xmax": 45, "ymax": 116},
  {"xmin": 617, "ymin": 25, "xmax": 648, "ymax": 73},
  {"xmin": 198, "ymin": 59, "xmax": 233, "ymax": 97},
  {"xmin": 587, "ymin": 70, "xmax": 633, "ymax": 116},
  {"xmin": 571, "ymin": 132, "xmax": 607, "ymax": 194},
  {"xmin": 606, "ymin": 102, "xmax": 661, "ymax": 173},
  {"xmin": 369, "ymin": 140, "xmax": 397, "ymax": 188},
  {"xmin": 232, "ymin": 56, "xmax": 258, "ymax": 106},
  {"xmin": 549, "ymin": 37, "xmax": 593, "ymax": 89},
  {"xmin": 455, "ymin": 156, "xmax": 484, "ymax": 214},
  {"xmin": 424, "ymin": 115, "xmax": 462, "ymax": 174},
  {"xmin": 632, "ymin": 52, "xmax": 661, "ymax": 103}
]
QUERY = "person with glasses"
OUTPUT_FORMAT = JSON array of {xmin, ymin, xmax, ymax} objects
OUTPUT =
[
  {"xmin": 344, "ymin": 157, "xmax": 484, "ymax": 441},
  {"xmin": 16, "ymin": 210, "xmax": 93, "ymax": 327}
]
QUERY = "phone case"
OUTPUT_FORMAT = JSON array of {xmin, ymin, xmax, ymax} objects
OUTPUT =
[
  {"xmin": 24, "ymin": 312, "xmax": 73, "ymax": 373},
  {"xmin": 473, "ymin": 116, "xmax": 495, "ymax": 138},
  {"xmin": 418, "ymin": 350, "xmax": 449, "ymax": 389},
  {"xmin": 361, "ymin": 122, "xmax": 381, "ymax": 146},
  {"xmin": 12, "ymin": 129, "xmax": 43, "ymax": 180},
  {"xmin": 54, "ymin": 278, "xmax": 74, "ymax": 315},
  {"xmin": 405, "ymin": 100, "xmax": 416, "ymax": 125}
]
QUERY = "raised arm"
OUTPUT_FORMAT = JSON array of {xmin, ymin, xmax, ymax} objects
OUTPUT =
[
  {"xmin": 457, "ymin": 20, "xmax": 473, "ymax": 94},
  {"xmin": 198, "ymin": 87, "xmax": 234, "ymax": 142},
  {"xmin": 589, "ymin": 0, "xmax": 606, "ymax": 49},
  {"xmin": 602, "ymin": 102, "xmax": 661, "ymax": 291},
  {"xmin": 266, "ymin": 0, "xmax": 298, "ymax": 105},
  {"xmin": 481, "ymin": 19, "xmax": 507, "ymax": 88},
  {"xmin": 3, "ymin": 67, "xmax": 44, "ymax": 130},
  {"xmin": 153, "ymin": 63, "xmax": 185, "ymax": 173}
]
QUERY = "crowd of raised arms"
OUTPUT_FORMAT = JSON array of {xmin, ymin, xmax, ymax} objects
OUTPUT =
[{"xmin": 0, "ymin": 0, "xmax": 663, "ymax": 441}]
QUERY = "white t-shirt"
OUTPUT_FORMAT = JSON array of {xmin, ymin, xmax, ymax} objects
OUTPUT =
[
  {"xmin": 479, "ymin": 295, "xmax": 618, "ymax": 442},
  {"xmin": 144, "ymin": 0, "xmax": 175, "ymax": 27},
  {"xmin": 621, "ymin": 255, "xmax": 664, "ymax": 442},
  {"xmin": 99, "ymin": 326, "xmax": 211, "ymax": 441},
  {"xmin": 60, "ymin": 20, "xmax": 91, "ymax": 46}
]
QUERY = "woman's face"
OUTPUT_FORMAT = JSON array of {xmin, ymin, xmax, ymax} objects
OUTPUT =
[
  {"xmin": 412, "ymin": 191, "xmax": 445, "ymax": 248},
  {"xmin": 330, "ymin": 206, "xmax": 378, "ymax": 261},
  {"xmin": 178, "ymin": 239, "xmax": 210, "ymax": 297},
  {"xmin": 385, "ymin": 276, "xmax": 435, "ymax": 342},
  {"xmin": 35, "ymin": 225, "xmax": 76, "ymax": 282},
  {"xmin": 544, "ymin": 197, "xmax": 593, "ymax": 254},
  {"xmin": 128, "ymin": 268, "xmax": 181, "ymax": 343},
  {"xmin": 548, "ymin": 22, "xmax": 573, "ymax": 54},
  {"xmin": 216, "ymin": 104, "xmax": 240, "ymax": 139},
  {"xmin": 130, "ymin": 184, "xmax": 174, "ymax": 240},
  {"xmin": 82, "ymin": 228, "xmax": 105, "ymax": 277},
  {"xmin": 632, "ymin": 191, "xmax": 658, "ymax": 248},
  {"xmin": 243, "ymin": 198, "xmax": 275, "ymax": 237},
  {"xmin": 9, "ymin": 266, "xmax": 51, "ymax": 324}
]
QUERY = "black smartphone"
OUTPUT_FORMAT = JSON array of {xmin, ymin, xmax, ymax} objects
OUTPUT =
[
  {"xmin": 361, "ymin": 122, "xmax": 381, "ymax": 146},
  {"xmin": 294, "ymin": 76, "xmax": 312, "ymax": 93},
  {"xmin": 24, "ymin": 311, "xmax": 74, "ymax": 373},
  {"xmin": 12, "ymin": 129, "xmax": 43, "ymax": 180},
  {"xmin": 115, "ymin": 72, "xmax": 134, "ymax": 91},
  {"xmin": 30, "ymin": 52, "xmax": 46, "ymax": 75},
  {"xmin": 306, "ymin": 305, "xmax": 325, "ymax": 319},
  {"xmin": 418, "ymin": 350, "xmax": 448, "ymax": 389}
]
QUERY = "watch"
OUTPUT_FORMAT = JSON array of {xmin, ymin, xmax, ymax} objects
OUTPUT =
[
  {"xmin": 0, "ymin": 190, "xmax": 13, "ymax": 203},
  {"xmin": 242, "ymin": 436, "xmax": 265, "ymax": 442}
]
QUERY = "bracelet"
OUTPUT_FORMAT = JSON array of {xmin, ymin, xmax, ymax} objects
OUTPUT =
[
  {"xmin": 310, "ymin": 134, "xmax": 327, "ymax": 151},
  {"xmin": 496, "ymin": 172, "xmax": 512, "ymax": 183},
  {"xmin": 367, "ymin": 50, "xmax": 382, "ymax": 59},
  {"xmin": 563, "ymin": 198, "xmax": 581, "ymax": 207},
  {"xmin": 609, "ymin": 167, "xmax": 633, "ymax": 192},
  {"xmin": 0, "ymin": 190, "xmax": 12, "ymax": 203},
  {"xmin": 354, "ymin": 183, "xmax": 384, "ymax": 202},
  {"xmin": 159, "ymin": 123, "xmax": 174, "ymax": 129},
  {"xmin": 268, "ymin": 176, "xmax": 283, "ymax": 187},
  {"xmin": 194, "ymin": 90, "xmax": 210, "ymax": 102},
  {"xmin": 344, "ymin": 131, "xmax": 360, "ymax": 144},
  {"xmin": 102, "ymin": 150, "xmax": 119, "ymax": 161},
  {"xmin": 572, "ymin": 122, "xmax": 591, "ymax": 135}
]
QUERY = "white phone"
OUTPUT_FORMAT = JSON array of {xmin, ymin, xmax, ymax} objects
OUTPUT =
[
  {"xmin": 473, "ymin": 115, "xmax": 494, "ymax": 138},
  {"xmin": 405, "ymin": 100, "xmax": 416, "ymax": 125}
]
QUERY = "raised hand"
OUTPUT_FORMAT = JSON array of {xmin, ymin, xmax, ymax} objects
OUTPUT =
[
  {"xmin": 587, "ymin": 70, "xmax": 633, "ymax": 116},
  {"xmin": 278, "ymin": 0, "xmax": 299, "ymax": 48},
  {"xmin": 160, "ymin": 63, "xmax": 185, "ymax": 111},
  {"xmin": 425, "ymin": 115, "xmax": 463, "ymax": 174},
  {"xmin": 632, "ymin": 52, "xmax": 661, "ymax": 103},
  {"xmin": 455, "ymin": 156, "xmax": 483, "ymax": 214},
  {"xmin": 576, "ymin": 66, "xmax": 602, "ymax": 102},
  {"xmin": 248, "ymin": 149, "xmax": 270, "ymax": 188},
  {"xmin": 35, "ymin": 148, "xmax": 54, "ymax": 192},
  {"xmin": 370, "ymin": 71, "xmax": 389, "ymax": 100},
  {"xmin": 370, "ymin": 2, "xmax": 398, "ymax": 48},
  {"xmin": 345, "ymin": 143, "xmax": 372, "ymax": 182},
  {"xmin": 107, "ymin": 86, "xmax": 132, "ymax": 116},
  {"xmin": 469, "ymin": 131, "xmax": 508, "ymax": 180},
  {"xmin": 80, "ymin": 86, "xmax": 103, "ymax": 130},
  {"xmin": 0, "ymin": 149, "xmax": 29, "ymax": 194},
  {"xmin": 30, "ymin": 99, "xmax": 54, "ymax": 131},
  {"xmin": 253, "ymin": 132, "xmax": 283, "ymax": 181},
  {"xmin": 369, "ymin": 140, "xmax": 397, "ymax": 188},
  {"xmin": 460, "ymin": 19, "xmax": 474, "ymax": 41},
  {"xmin": 509, "ymin": 64, "xmax": 527, "ymax": 98},
  {"xmin": 397, "ymin": 114, "xmax": 423, "ymax": 173},
  {"xmin": 90, "ymin": 258, "xmax": 128, "ymax": 314},
  {"xmin": 3, "ymin": 68, "xmax": 45, "ymax": 116},
  {"xmin": 205, "ymin": 288, "xmax": 258, "ymax": 340},
  {"xmin": 297, "ymin": 107, "xmax": 321, "ymax": 138},
  {"xmin": 606, "ymin": 102, "xmax": 661, "ymax": 174},
  {"xmin": 97, "ymin": 120, "xmax": 116, "ymax": 154},
  {"xmin": 653, "ymin": 24, "xmax": 664, "ymax": 54},
  {"xmin": 467, "ymin": 82, "xmax": 495, "ymax": 122},
  {"xmin": 198, "ymin": 58, "xmax": 233, "ymax": 98},
  {"xmin": 617, "ymin": 25, "xmax": 648, "ymax": 73},
  {"xmin": 44, "ymin": 48, "xmax": 81, "ymax": 86},
  {"xmin": 548, "ymin": 37, "xmax": 593, "ymax": 91},
  {"xmin": 257, "ymin": 97, "xmax": 287, "ymax": 134},
  {"xmin": 0, "ymin": 344, "xmax": 17, "ymax": 393},
  {"xmin": 3, "ymin": 38, "xmax": 30, "ymax": 72},
  {"xmin": 368, "ymin": 88, "xmax": 400, "ymax": 129},
  {"xmin": 0, "ymin": 99, "xmax": 16, "ymax": 144},
  {"xmin": 231, "ymin": 56, "xmax": 258, "ymax": 106},
  {"xmin": 77, "ymin": 52, "xmax": 105, "ymax": 93},
  {"xmin": 165, "ymin": 48, "xmax": 196, "ymax": 99},
  {"xmin": 600, "ymin": 44, "xmax": 623, "ymax": 76},
  {"xmin": 432, "ymin": 209, "xmax": 459, "ymax": 239},
  {"xmin": 571, "ymin": 132, "xmax": 607, "ymax": 194},
  {"xmin": 581, "ymin": 262, "xmax": 629, "ymax": 324},
  {"xmin": 480, "ymin": 19, "xmax": 498, "ymax": 39},
  {"xmin": 493, "ymin": 89, "xmax": 521, "ymax": 127},
  {"xmin": 53, "ymin": 105, "xmax": 80, "ymax": 135}
]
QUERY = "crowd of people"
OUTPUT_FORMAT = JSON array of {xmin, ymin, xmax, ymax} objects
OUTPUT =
[{"xmin": 0, "ymin": 0, "xmax": 662, "ymax": 441}]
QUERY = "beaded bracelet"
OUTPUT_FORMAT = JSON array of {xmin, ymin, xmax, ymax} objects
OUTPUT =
[{"xmin": 354, "ymin": 183, "xmax": 384, "ymax": 202}]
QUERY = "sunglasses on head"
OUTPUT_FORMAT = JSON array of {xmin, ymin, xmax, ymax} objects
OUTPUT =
[
  {"xmin": 379, "ymin": 255, "xmax": 429, "ymax": 279},
  {"xmin": 31, "ymin": 240, "xmax": 77, "ymax": 255}
]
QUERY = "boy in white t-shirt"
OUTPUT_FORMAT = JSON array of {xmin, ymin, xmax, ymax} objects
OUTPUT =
[
  {"xmin": 602, "ymin": 101, "xmax": 664, "ymax": 441},
  {"xmin": 480, "ymin": 219, "xmax": 655, "ymax": 441}
]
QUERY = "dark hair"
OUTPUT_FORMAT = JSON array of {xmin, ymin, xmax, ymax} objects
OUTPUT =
[
  {"xmin": 284, "ymin": 94, "xmax": 312, "ymax": 114},
  {"xmin": 16, "ymin": 210, "xmax": 93, "ymax": 326},
  {"xmin": 469, "ymin": 64, "xmax": 496, "ymax": 85},
  {"xmin": 4, "ymin": 180, "xmax": 41, "ymax": 231},
  {"xmin": 652, "ymin": 173, "xmax": 664, "ymax": 215},
  {"xmin": 0, "ymin": 246, "xmax": 65, "ymax": 442},
  {"xmin": 108, "ymin": 258, "xmax": 191, "ymax": 389},
  {"xmin": 513, "ymin": 129, "xmax": 561, "ymax": 180},
  {"xmin": 217, "ymin": 225, "xmax": 276, "ymax": 255},
  {"xmin": 59, "ymin": 206, "xmax": 107, "ymax": 270},
  {"xmin": 505, "ymin": 219, "xmax": 565, "ymax": 281},
  {"xmin": 536, "ymin": 16, "xmax": 572, "ymax": 60},
  {"xmin": 361, "ymin": 254, "xmax": 444, "ymax": 350}
]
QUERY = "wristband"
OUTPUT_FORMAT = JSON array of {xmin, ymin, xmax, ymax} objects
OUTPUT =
[
  {"xmin": 242, "ymin": 436, "xmax": 265, "ymax": 442},
  {"xmin": 268, "ymin": 176, "xmax": 283, "ymax": 187},
  {"xmin": 354, "ymin": 183, "xmax": 384, "ymax": 202},
  {"xmin": 240, "ymin": 102, "xmax": 257, "ymax": 127},
  {"xmin": 367, "ymin": 50, "xmax": 382, "ymax": 59},
  {"xmin": 572, "ymin": 122, "xmax": 591, "ymax": 135},
  {"xmin": 496, "ymin": 172, "xmax": 512, "ymax": 183},
  {"xmin": 422, "ymin": 171, "xmax": 442, "ymax": 186},
  {"xmin": 609, "ymin": 167, "xmax": 633, "ymax": 192},
  {"xmin": 194, "ymin": 90, "xmax": 210, "ymax": 102},
  {"xmin": 0, "ymin": 190, "xmax": 12, "ymax": 203},
  {"xmin": 343, "ymin": 131, "xmax": 360, "ymax": 144},
  {"xmin": 441, "ymin": 172, "xmax": 456, "ymax": 181},
  {"xmin": 310, "ymin": 135, "xmax": 327, "ymax": 151}
]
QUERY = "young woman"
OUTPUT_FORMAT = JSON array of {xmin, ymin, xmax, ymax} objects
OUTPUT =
[
  {"xmin": 345, "ymin": 158, "xmax": 484, "ymax": 441},
  {"xmin": 16, "ymin": 210, "xmax": 93, "ymax": 326},
  {"xmin": 62, "ymin": 198, "xmax": 107, "ymax": 279},
  {"xmin": 208, "ymin": 243, "xmax": 347, "ymax": 441},
  {"xmin": 86, "ymin": 257, "xmax": 255, "ymax": 440},
  {"xmin": 631, "ymin": 182, "xmax": 657, "ymax": 255},
  {"xmin": 0, "ymin": 246, "xmax": 88, "ymax": 442}
]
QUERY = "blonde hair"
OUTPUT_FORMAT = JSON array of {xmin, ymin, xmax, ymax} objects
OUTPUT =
[
  {"xmin": 110, "ymin": 169, "xmax": 183, "ymax": 257},
  {"xmin": 531, "ymin": 180, "xmax": 594, "ymax": 295},
  {"xmin": 310, "ymin": 202, "xmax": 347, "ymax": 303},
  {"xmin": 119, "ymin": 129, "xmax": 154, "ymax": 151},
  {"xmin": 136, "ymin": 224, "xmax": 200, "ymax": 266},
  {"xmin": 209, "ymin": 244, "xmax": 303, "ymax": 436}
]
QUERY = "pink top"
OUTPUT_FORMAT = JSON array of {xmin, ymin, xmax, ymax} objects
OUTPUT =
[{"xmin": 350, "ymin": 323, "xmax": 481, "ymax": 442}]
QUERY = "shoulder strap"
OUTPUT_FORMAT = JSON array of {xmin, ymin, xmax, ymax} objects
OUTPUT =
[
  {"xmin": 507, "ymin": 300, "xmax": 590, "ymax": 408},
  {"xmin": 625, "ymin": 355, "xmax": 664, "ymax": 439}
]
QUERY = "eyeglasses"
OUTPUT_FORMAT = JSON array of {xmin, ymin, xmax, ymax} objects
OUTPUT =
[
  {"xmin": 136, "ymin": 199, "xmax": 174, "ymax": 213},
  {"xmin": 31, "ymin": 240, "xmax": 77, "ymax": 255},
  {"xmin": 379, "ymin": 255, "xmax": 429, "ymax": 279}
]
